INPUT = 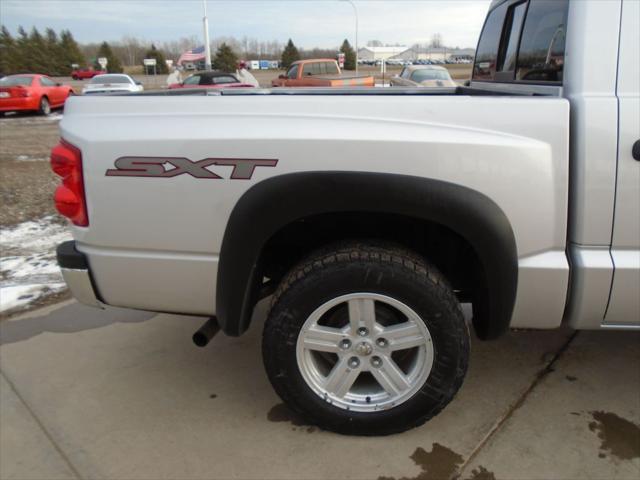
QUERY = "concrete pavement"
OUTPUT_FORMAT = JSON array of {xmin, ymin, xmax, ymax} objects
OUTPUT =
[{"xmin": 0, "ymin": 300, "xmax": 638, "ymax": 480}]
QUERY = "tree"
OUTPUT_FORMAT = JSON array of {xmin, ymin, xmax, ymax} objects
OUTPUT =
[
  {"xmin": 280, "ymin": 38, "xmax": 299, "ymax": 69},
  {"xmin": 430, "ymin": 33, "xmax": 443, "ymax": 48},
  {"xmin": 96, "ymin": 41, "xmax": 123, "ymax": 73},
  {"xmin": 212, "ymin": 42, "xmax": 237, "ymax": 73},
  {"xmin": 143, "ymin": 44, "xmax": 168, "ymax": 74},
  {"xmin": 59, "ymin": 30, "xmax": 85, "ymax": 73},
  {"xmin": 0, "ymin": 26, "xmax": 17, "ymax": 74},
  {"xmin": 25, "ymin": 28, "xmax": 49, "ymax": 73},
  {"xmin": 340, "ymin": 39, "xmax": 356, "ymax": 70}
]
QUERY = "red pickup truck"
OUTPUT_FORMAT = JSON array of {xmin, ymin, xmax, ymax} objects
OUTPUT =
[
  {"xmin": 71, "ymin": 68, "xmax": 107, "ymax": 80},
  {"xmin": 272, "ymin": 59, "xmax": 374, "ymax": 87}
]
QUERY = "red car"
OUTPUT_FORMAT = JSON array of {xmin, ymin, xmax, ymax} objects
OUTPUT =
[
  {"xmin": 0, "ymin": 74, "xmax": 74, "ymax": 116},
  {"xmin": 168, "ymin": 71, "xmax": 254, "ymax": 90},
  {"xmin": 71, "ymin": 68, "xmax": 107, "ymax": 80}
]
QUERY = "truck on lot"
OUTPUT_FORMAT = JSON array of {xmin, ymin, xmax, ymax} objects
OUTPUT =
[
  {"xmin": 271, "ymin": 58, "xmax": 375, "ymax": 87},
  {"xmin": 53, "ymin": 0, "xmax": 638, "ymax": 435}
]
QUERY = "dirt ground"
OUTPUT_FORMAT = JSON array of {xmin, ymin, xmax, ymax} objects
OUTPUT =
[{"xmin": 0, "ymin": 114, "xmax": 64, "ymax": 227}]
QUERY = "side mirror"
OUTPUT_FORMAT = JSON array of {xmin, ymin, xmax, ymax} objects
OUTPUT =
[
  {"xmin": 56, "ymin": 82, "xmax": 62, "ymax": 86},
  {"xmin": 136, "ymin": 81, "xmax": 142, "ymax": 86},
  {"xmin": 279, "ymin": 74, "xmax": 286, "ymax": 79}
]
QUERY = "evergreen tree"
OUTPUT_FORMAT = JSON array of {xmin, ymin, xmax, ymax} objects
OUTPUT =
[
  {"xmin": 143, "ymin": 44, "xmax": 168, "ymax": 74},
  {"xmin": 96, "ymin": 41, "xmax": 123, "ymax": 73},
  {"xmin": 13, "ymin": 27, "xmax": 30, "ymax": 72},
  {"xmin": 26, "ymin": 27, "xmax": 49, "ymax": 73},
  {"xmin": 340, "ymin": 39, "xmax": 356, "ymax": 70},
  {"xmin": 280, "ymin": 39, "xmax": 300, "ymax": 69},
  {"xmin": 59, "ymin": 30, "xmax": 85, "ymax": 73},
  {"xmin": 213, "ymin": 43, "xmax": 237, "ymax": 73},
  {"xmin": 44, "ymin": 28, "xmax": 63, "ymax": 75},
  {"xmin": 0, "ymin": 26, "xmax": 17, "ymax": 74}
]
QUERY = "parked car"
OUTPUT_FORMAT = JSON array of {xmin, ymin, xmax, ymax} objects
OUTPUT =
[
  {"xmin": 54, "ymin": 0, "xmax": 638, "ymax": 436},
  {"xmin": 0, "ymin": 74, "xmax": 73, "ymax": 115},
  {"xmin": 168, "ymin": 71, "xmax": 255, "ymax": 90},
  {"xmin": 390, "ymin": 65, "xmax": 457, "ymax": 87},
  {"xmin": 71, "ymin": 68, "xmax": 107, "ymax": 80},
  {"xmin": 271, "ymin": 59, "xmax": 375, "ymax": 87},
  {"xmin": 82, "ymin": 74, "xmax": 143, "ymax": 95}
]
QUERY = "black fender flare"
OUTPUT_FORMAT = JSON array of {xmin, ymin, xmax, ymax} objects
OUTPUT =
[{"xmin": 216, "ymin": 172, "xmax": 518, "ymax": 339}]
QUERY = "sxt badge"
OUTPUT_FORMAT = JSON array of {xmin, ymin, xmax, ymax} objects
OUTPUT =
[{"xmin": 106, "ymin": 157, "xmax": 278, "ymax": 179}]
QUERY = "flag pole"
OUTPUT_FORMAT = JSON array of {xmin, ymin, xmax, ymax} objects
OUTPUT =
[{"xmin": 203, "ymin": 0, "xmax": 212, "ymax": 70}]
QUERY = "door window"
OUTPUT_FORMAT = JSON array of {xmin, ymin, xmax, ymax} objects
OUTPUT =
[
  {"xmin": 40, "ymin": 76, "xmax": 56, "ymax": 87},
  {"xmin": 516, "ymin": 0, "xmax": 569, "ymax": 82},
  {"xmin": 287, "ymin": 65, "xmax": 299, "ymax": 79}
]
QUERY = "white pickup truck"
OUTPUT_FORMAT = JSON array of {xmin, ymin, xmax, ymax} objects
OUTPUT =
[{"xmin": 52, "ymin": 0, "xmax": 639, "ymax": 435}]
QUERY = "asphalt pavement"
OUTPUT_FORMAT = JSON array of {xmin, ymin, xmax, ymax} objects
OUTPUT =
[{"xmin": 1, "ymin": 300, "xmax": 638, "ymax": 480}]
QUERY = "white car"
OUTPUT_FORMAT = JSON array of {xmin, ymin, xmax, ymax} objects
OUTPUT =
[{"xmin": 82, "ymin": 74, "xmax": 143, "ymax": 95}]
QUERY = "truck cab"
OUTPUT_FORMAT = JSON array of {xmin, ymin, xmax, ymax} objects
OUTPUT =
[{"xmin": 470, "ymin": 0, "xmax": 639, "ymax": 329}]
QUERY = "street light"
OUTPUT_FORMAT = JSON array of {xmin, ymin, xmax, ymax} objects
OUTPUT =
[
  {"xmin": 342, "ymin": 0, "xmax": 358, "ymax": 75},
  {"xmin": 203, "ymin": 0, "xmax": 212, "ymax": 70}
]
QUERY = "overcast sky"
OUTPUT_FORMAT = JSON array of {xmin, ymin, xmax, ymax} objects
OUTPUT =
[{"xmin": 1, "ymin": 0, "xmax": 491, "ymax": 49}]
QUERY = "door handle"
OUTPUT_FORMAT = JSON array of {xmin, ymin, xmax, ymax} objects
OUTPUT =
[{"xmin": 633, "ymin": 140, "xmax": 640, "ymax": 161}]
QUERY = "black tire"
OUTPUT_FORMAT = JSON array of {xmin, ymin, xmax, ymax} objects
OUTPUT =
[
  {"xmin": 38, "ymin": 96, "xmax": 50, "ymax": 116},
  {"xmin": 262, "ymin": 241, "xmax": 469, "ymax": 435}
]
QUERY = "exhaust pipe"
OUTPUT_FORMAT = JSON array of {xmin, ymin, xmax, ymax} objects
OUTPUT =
[{"xmin": 193, "ymin": 317, "xmax": 220, "ymax": 347}]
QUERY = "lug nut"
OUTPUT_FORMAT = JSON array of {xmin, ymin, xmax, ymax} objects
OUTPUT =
[
  {"xmin": 340, "ymin": 339, "xmax": 352, "ymax": 350},
  {"xmin": 371, "ymin": 356, "xmax": 383, "ymax": 368},
  {"xmin": 376, "ymin": 338, "xmax": 388, "ymax": 348},
  {"xmin": 348, "ymin": 357, "xmax": 360, "ymax": 368},
  {"xmin": 357, "ymin": 327, "xmax": 369, "ymax": 337}
]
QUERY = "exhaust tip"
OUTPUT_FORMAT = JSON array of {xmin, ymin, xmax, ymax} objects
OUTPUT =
[{"xmin": 192, "ymin": 317, "xmax": 220, "ymax": 348}]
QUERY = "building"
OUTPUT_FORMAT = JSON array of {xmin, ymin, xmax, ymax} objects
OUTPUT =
[
  {"xmin": 389, "ymin": 46, "xmax": 475, "ymax": 62},
  {"xmin": 357, "ymin": 46, "xmax": 408, "ymax": 61}
]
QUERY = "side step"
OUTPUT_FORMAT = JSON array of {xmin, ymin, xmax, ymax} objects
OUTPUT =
[{"xmin": 192, "ymin": 317, "xmax": 220, "ymax": 347}]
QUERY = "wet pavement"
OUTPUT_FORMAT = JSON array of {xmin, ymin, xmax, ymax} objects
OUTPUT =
[{"xmin": 1, "ymin": 300, "xmax": 638, "ymax": 480}]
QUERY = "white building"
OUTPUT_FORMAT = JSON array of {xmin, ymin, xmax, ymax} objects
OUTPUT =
[
  {"xmin": 357, "ymin": 46, "xmax": 408, "ymax": 61},
  {"xmin": 389, "ymin": 46, "xmax": 475, "ymax": 62}
]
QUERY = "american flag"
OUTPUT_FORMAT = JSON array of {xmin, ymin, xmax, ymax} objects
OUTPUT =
[{"xmin": 178, "ymin": 46, "xmax": 206, "ymax": 65}]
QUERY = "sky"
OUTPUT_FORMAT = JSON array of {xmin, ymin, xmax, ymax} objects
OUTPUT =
[{"xmin": 1, "ymin": 0, "xmax": 491, "ymax": 49}]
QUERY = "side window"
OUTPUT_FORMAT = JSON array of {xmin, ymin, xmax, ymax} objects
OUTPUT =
[
  {"xmin": 183, "ymin": 75, "xmax": 200, "ymax": 85},
  {"xmin": 214, "ymin": 75, "xmax": 238, "ymax": 84},
  {"xmin": 516, "ymin": 0, "xmax": 569, "ymax": 82},
  {"xmin": 304, "ymin": 63, "xmax": 318, "ymax": 76},
  {"xmin": 199, "ymin": 75, "xmax": 214, "ymax": 85},
  {"xmin": 326, "ymin": 62, "xmax": 339, "ymax": 75},
  {"xmin": 472, "ymin": 3, "xmax": 508, "ymax": 81},
  {"xmin": 287, "ymin": 65, "xmax": 299, "ymax": 79},
  {"xmin": 498, "ymin": 1, "xmax": 527, "ymax": 74},
  {"xmin": 40, "ymin": 76, "xmax": 56, "ymax": 87}
]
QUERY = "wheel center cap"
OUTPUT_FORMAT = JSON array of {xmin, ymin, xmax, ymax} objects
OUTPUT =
[{"xmin": 355, "ymin": 341, "xmax": 373, "ymax": 356}]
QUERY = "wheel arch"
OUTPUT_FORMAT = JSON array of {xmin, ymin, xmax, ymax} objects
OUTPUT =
[{"xmin": 216, "ymin": 172, "xmax": 518, "ymax": 339}]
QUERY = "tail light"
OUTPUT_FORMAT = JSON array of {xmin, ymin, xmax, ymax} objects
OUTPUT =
[{"xmin": 50, "ymin": 140, "xmax": 88, "ymax": 226}]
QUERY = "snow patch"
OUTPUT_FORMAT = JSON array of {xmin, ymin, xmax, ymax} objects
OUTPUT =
[
  {"xmin": 1, "ymin": 216, "xmax": 72, "ymax": 314},
  {"xmin": 15, "ymin": 155, "xmax": 49, "ymax": 162}
]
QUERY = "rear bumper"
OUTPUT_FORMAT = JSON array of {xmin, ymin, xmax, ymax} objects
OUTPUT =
[
  {"xmin": 0, "ymin": 97, "xmax": 39, "ymax": 112},
  {"xmin": 57, "ymin": 241, "xmax": 103, "ymax": 308}
]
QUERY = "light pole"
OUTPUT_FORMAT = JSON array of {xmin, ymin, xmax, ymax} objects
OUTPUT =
[
  {"xmin": 203, "ymin": 0, "xmax": 212, "ymax": 70},
  {"xmin": 343, "ymin": 0, "xmax": 358, "ymax": 75}
]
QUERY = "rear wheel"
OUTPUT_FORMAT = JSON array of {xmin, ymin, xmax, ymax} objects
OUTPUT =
[
  {"xmin": 262, "ymin": 241, "xmax": 469, "ymax": 435},
  {"xmin": 38, "ymin": 97, "xmax": 50, "ymax": 116}
]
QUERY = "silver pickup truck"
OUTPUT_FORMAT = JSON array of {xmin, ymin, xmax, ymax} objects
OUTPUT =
[{"xmin": 52, "ymin": 0, "xmax": 639, "ymax": 435}]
